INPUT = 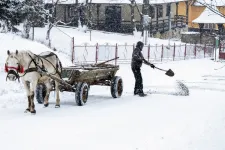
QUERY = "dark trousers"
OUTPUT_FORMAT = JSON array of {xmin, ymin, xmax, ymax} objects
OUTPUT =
[{"xmin": 132, "ymin": 67, "xmax": 143, "ymax": 94}]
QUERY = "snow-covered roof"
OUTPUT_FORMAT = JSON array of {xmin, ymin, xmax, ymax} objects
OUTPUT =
[
  {"xmin": 194, "ymin": 0, "xmax": 225, "ymax": 6},
  {"xmin": 45, "ymin": 0, "xmax": 187, "ymax": 4},
  {"xmin": 192, "ymin": 5, "xmax": 225, "ymax": 24}
]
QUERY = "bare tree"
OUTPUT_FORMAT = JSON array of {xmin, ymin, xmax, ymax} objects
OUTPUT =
[{"xmin": 46, "ymin": 0, "xmax": 60, "ymax": 40}]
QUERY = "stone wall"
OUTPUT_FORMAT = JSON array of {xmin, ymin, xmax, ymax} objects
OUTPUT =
[
  {"xmin": 153, "ymin": 26, "xmax": 188, "ymax": 40},
  {"xmin": 181, "ymin": 32, "xmax": 216, "ymax": 45}
]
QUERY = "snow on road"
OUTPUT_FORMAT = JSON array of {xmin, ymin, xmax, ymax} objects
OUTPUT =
[{"xmin": 1, "ymin": 32, "xmax": 225, "ymax": 150}]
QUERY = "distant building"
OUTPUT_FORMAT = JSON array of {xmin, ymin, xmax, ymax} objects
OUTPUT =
[
  {"xmin": 189, "ymin": 0, "xmax": 225, "ymax": 32},
  {"xmin": 45, "ymin": 0, "xmax": 188, "ymax": 34}
]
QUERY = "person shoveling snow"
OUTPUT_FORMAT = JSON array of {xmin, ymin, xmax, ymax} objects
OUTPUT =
[
  {"xmin": 131, "ymin": 41, "xmax": 188, "ymax": 97},
  {"xmin": 131, "ymin": 41, "xmax": 155, "ymax": 97}
]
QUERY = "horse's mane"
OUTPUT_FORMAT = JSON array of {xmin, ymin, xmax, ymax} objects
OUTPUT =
[
  {"xmin": 19, "ymin": 50, "xmax": 34, "ymax": 56},
  {"xmin": 19, "ymin": 50, "xmax": 52, "ymax": 57}
]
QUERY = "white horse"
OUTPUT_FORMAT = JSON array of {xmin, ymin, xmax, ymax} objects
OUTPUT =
[{"xmin": 5, "ymin": 50, "xmax": 62, "ymax": 114}]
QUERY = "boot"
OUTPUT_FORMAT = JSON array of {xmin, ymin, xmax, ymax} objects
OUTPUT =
[
  {"xmin": 139, "ymin": 92, "xmax": 147, "ymax": 97},
  {"xmin": 138, "ymin": 90, "xmax": 147, "ymax": 97},
  {"xmin": 134, "ymin": 89, "xmax": 139, "ymax": 95}
]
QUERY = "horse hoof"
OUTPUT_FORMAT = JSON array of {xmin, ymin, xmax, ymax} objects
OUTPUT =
[
  {"xmin": 24, "ymin": 108, "xmax": 30, "ymax": 113},
  {"xmin": 44, "ymin": 103, "xmax": 49, "ymax": 107},
  {"xmin": 30, "ymin": 110, "xmax": 36, "ymax": 114},
  {"xmin": 55, "ymin": 105, "xmax": 60, "ymax": 108}
]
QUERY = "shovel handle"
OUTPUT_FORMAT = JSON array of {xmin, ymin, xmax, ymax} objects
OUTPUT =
[{"xmin": 154, "ymin": 66, "xmax": 167, "ymax": 72}]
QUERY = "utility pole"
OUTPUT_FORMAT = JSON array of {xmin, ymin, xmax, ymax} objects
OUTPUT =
[
  {"xmin": 130, "ymin": 0, "xmax": 135, "ymax": 33},
  {"xmin": 142, "ymin": 0, "xmax": 150, "ymax": 45},
  {"xmin": 168, "ymin": 3, "xmax": 172, "ymax": 49}
]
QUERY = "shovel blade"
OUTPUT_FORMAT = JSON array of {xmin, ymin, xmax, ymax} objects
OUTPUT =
[{"xmin": 165, "ymin": 69, "xmax": 174, "ymax": 77}]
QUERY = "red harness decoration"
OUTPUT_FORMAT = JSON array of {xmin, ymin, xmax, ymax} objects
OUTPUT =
[
  {"xmin": 5, "ymin": 64, "xmax": 24, "ymax": 73},
  {"xmin": 5, "ymin": 64, "xmax": 8, "ymax": 72},
  {"xmin": 18, "ymin": 65, "xmax": 24, "ymax": 73}
]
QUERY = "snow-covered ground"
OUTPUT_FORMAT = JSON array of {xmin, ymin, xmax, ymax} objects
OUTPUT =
[
  {"xmin": 1, "ymin": 32, "xmax": 225, "ymax": 150},
  {"xmin": 18, "ymin": 25, "xmax": 182, "ymax": 51},
  {"xmin": 16, "ymin": 25, "xmax": 211, "ymax": 64}
]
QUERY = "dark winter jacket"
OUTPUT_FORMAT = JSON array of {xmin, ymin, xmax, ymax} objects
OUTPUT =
[{"xmin": 131, "ymin": 47, "xmax": 144, "ymax": 69}]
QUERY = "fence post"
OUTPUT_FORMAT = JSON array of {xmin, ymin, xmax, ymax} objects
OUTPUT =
[
  {"xmin": 161, "ymin": 44, "xmax": 164, "ymax": 62},
  {"xmin": 194, "ymin": 44, "xmax": 197, "ymax": 59},
  {"xmin": 115, "ymin": 43, "xmax": 118, "ymax": 65},
  {"xmin": 148, "ymin": 44, "xmax": 150, "ymax": 61},
  {"xmin": 71, "ymin": 37, "xmax": 74, "ymax": 64},
  {"xmin": 156, "ymin": 44, "xmax": 157, "ymax": 61},
  {"xmin": 184, "ymin": 44, "xmax": 186, "ymax": 60},
  {"xmin": 96, "ymin": 43, "xmax": 98, "ymax": 63},
  {"xmin": 204, "ymin": 44, "xmax": 206, "ymax": 58},
  {"xmin": 173, "ymin": 43, "xmax": 176, "ymax": 61}
]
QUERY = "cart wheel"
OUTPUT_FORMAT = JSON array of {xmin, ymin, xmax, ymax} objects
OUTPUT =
[
  {"xmin": 111, "ymin": 76, "xmax": 123, "ymax": 98},
  {"xmin": 75, "ymin": 82, "xmax": 89, "ymax": 106},
  {"xmin": 36, "ymin": 83, "xmax": 47, "ymax": 104}
]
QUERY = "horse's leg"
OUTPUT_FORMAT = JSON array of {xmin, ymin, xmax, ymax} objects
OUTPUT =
[
  {"xmin": 55, "ymin": 80, "xmax": 60, "ymax": 108},
  {"xmin": 23, "ymin": 81, "xmax": 31, "ymax": 113},
  {"xmin": 29, "ymin": 81, "xmax": 38, "ymax": 114},
  {"xmin": 44, "ymin": 81, "xmax": 51, "ymax": 107}
]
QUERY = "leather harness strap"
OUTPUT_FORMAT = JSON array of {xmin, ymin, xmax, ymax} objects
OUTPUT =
[{"xmin": 20, "ymin": 53, "xmax": 61, "ymax": 78}]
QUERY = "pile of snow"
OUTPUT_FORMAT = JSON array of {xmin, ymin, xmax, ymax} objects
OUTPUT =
[
  {"xmin": 181, "ymin": 31, "xmax": 200, "ymax": 35},
  {"xmin": 213, "ymin": 48, "xmax": 220, "ymax": 62}
]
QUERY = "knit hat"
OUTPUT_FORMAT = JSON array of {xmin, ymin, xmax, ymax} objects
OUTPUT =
[{"xmin": 136, "ymin": 41, "xmax": 144, "ymax": 49}]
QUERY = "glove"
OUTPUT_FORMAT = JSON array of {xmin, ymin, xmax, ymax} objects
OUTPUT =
[{"xmin": 150, "ymin": 64, "xmax": 155, "ymax": 69}]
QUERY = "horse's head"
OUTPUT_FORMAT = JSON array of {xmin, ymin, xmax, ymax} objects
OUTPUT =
[{"xmin": 5, "ymin": 50, "xmax": 24, "ymax": 81}]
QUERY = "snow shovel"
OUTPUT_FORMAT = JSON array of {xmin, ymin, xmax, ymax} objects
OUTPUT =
[{"xmin": 154, "ymin": 66, "xmax": 175, "ymax": 77}]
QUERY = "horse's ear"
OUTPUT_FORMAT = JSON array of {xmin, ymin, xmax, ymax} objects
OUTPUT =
[
  {"xmin": 7, "ymin": 50, "xmax": 10, "ymax": 55},
  {"xmin": 15, "ymin": 50, "xmax": 18, "ymax": 55}
]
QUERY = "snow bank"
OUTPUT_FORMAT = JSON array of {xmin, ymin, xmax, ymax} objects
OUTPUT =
[
  {"xmin": 213, "ymin": 48, "xmax": 220, "ymax": 62},
  {"xmin": 0, "ymin": 33, "xmax": 73, "ymax": 69}
]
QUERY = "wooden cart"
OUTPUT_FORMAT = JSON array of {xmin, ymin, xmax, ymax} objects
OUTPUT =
[{"xmin": 36, "ymin": 58, "xmax": 123, "ymax": 106}]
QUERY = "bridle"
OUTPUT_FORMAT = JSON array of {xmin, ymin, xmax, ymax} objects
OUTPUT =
[
  {"xmin": 5, "ymin": 64, "xmax": 24, "ymax": 73},
  {"xmin": 5, "ymin": 56, "xmax": 24, "ymax": 82}
]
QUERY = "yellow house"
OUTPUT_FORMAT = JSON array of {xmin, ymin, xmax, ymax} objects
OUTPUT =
[{"xmin": 188, "ymin": 0, "xmax": 225, "ymax": 30}]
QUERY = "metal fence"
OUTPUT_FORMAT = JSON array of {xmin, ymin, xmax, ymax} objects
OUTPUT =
[{"xmin": 72, "ymin": 43, "xmax": 214, "ymax": 65}]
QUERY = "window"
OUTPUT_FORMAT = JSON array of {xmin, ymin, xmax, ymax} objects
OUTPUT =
[
  {"xmin": 166, "ymin": 4, "xmax": 171, "ymax": 16},
  {"xmin": 157, "ymin": 5, "xmax": 163, "ymax": 18},
  {"xmin": 149, "ymin": 5, "xmax": 155, "ymax": 19},
  {"xmin": 204, "ymin": 23, "xmax": 216, "ymax": 29},
  {"xmin": 69, "ymin": 6, "xmax": 77, "ymax": 17}
]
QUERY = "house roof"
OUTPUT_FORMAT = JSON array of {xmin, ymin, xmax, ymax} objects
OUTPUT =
[
  {"xmin": 44, "ymin": 0, "xmax": 187, "ymax": 4},
  {"xmin": 194, "ymin": 0, "xmax": 225, "ymax": 6},
  {"xmin": 192, "ymin": 5, "xmax": 225, "ymax": 24}
]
